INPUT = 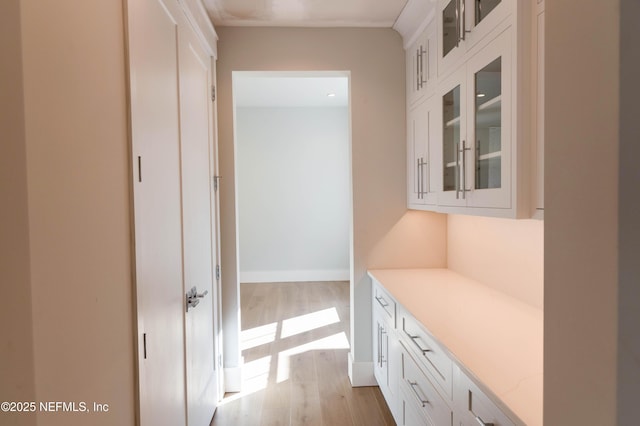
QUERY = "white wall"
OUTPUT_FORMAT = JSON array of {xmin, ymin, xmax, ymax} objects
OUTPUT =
[{"xmin": 237, "ymin": 106, "xmax": 350, "ymax": 283}]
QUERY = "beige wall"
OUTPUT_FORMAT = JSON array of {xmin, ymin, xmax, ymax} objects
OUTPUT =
[
  {"xmin": 0, "ymin": 1, "xmax": 37, "ymax": 425},
  {"xmin": 618, "ymin": 0, "xmax": 640, "ymax": 421},
  {"xmin": 368, "ymin": 210, "xmax": 447, "ymax": 269},
  {"xmin": 216, "ymin": 27, "xmax": 447, "ymax": 380},
  {"xmin": 0, "ymin": 0, "xmax": 137, "ymax": 425},
  {"xmin": 447, "ymin": 215, "xmax": 543, "ymax": 309},
  {"xmin": 545, "ymin": 0, "xmax": 619, "ymax": 424}
]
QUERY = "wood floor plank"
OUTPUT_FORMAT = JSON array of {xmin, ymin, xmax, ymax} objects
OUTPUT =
[{"xmin": 212, "ymin": 281, "xmax": 394, "ymax": 426}]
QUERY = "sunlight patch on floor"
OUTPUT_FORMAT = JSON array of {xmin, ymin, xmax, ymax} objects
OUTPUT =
[
  {"xmin": 240, "ymin": 322, "xmax": 278, "ymax": 351},
  {"xmin": 276, "ymin": 332, "xmax": 350, "ymax": 383},
  {"xmin": 219, "ymin": 355, "xmax": 272, "ymax": 406},
  {"xmin": 280, "ymin": 307, "xmax": 341, "ymax": 339}
]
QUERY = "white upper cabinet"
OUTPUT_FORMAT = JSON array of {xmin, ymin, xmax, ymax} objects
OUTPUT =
[
  {"xmin": 438, "ymin": 29, "xmax": 513, "ymax": 210},
  {"xmin": 398, "ymin": 0, "xmax": 538, "ymax": 219},
  {"xmin": 408, "ymin": 96, "xmax": 439, "ymax": 208},
  {"xmin": 407, "ymin": 22, "xmax": 437, "ymax": 106},
  {"xmin": 438, "ymin": 0, "xmax": 511, "ymax": 76}
]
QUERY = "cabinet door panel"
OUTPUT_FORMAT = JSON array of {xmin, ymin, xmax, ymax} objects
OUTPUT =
[
  {"xmin": 466, "ymin": 28, "xmax": 512, "ymax": 209},
  {"xmin": 402, "ymin": 348, "xmax": 453, "ymax": 426},
  {"xmin": 437, "ymin": 66, "xmax": 467, "ymax": 207},
  {"xmin": 400, "ymin": 310, "xmax": 453, "ymax": 399},
  {"xmin": 408, "ymin": 98, "xmax": 438, "ymax": 208}
]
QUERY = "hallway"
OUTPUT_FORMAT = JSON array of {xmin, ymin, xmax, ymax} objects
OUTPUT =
[{"xmin": 211, "ymin": 282, "xmax": 394, "ymax": 426}]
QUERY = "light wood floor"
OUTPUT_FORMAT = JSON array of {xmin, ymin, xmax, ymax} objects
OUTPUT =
[{"xmin": 211, "ymin": 281, "xmax": 395, "ymax": 426}]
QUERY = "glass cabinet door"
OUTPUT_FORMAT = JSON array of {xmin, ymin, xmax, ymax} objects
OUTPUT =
[
  {"xmin": 442, "ymin": 0, "xmax": 459, "ymax": 58},
  {"xmin": 474, "ymin": 0, "xmax": 502, "ymax": 25},
  {"xmin": 443, "ymin": 84, "xmax": 461, "ymax": 194},
  {"xmin": 474, "ymin": 57, "xmax": 502, "ymax": 190}
]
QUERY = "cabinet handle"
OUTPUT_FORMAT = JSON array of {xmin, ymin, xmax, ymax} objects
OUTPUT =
[
  {"xmin": 408, "ymin": 380, "xmax": 429, "ymax": 407},
  {"xmin": 404, "ymin": 329, "xmax": 432, "ymax": 354},
  {"xmin": 416, "ymin": 158, "xmax": 421, "ymax": 199},
  {"xmin": 455, "ymin": 0, "xmax": 460, "ymax": 47},
  {"xmin": 459, "ymin": 139, "xmax": 471, "ymax": 199},
  {"xmin": 420, "ymin": 158, "xmax": 427, "ymax": 196},
  {"xmin": 475, "ymin": 415, "xmax": 494, "ymax": 426},
  {"xmin": 375, "ymin": 295, "xmax": 389, "ymax": 308},
  {"xmin": 416, "ymin": 49, "xmax": 420, "ymax": 92},
  {"xmin": 455, "ymin": 139, "xmax": 461, "ymax": 199},
  {"xmin": 380, "ymin": 329, "xmax": 387, "ymax": 364},
  {"xmin": 461, "ymin": 0, "xmax": 467, "ymax": 41},
  {"xmin": 418, "ymin": 158, "xmax": 424, "ymax": 198},
  {"xmin": 419, "ymin": 46, "xmax": 427, "ymax": 88},
  {"xmin": 377, "ymin": 324, "xmax": 382, "ymax": 366}
]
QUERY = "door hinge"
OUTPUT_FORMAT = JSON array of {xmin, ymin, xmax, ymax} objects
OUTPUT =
[
  {"xmin": 215, "ymin": 265, "xmax": 220, "ymax": 281},
  {"xmin": 213, "ymin": 175, "xmax": 221, "ymax": 192},
  {"xmin": 211, "ymin": 85, "xmax": 216, "ymax": 102}
]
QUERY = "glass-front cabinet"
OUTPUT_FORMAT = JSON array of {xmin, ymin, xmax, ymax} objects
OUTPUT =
[
  {"xmin": 438, "ymin": 27, "xmax": 512, "ymax": 210},
  {"xmin": 438, "ymin": 66, "xmax": 467, "ymax": 207},
  {"xmin": 438, "ymin": 0, "xmax": 510, "ymax": 76}
]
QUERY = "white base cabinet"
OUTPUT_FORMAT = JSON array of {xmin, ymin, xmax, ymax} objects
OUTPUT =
[
  {"xmin": 371, "ymin": 278, "xmax": 523, "ymax": 426},
  {"xmin": 453, "ymin": 367, "xmax": 515, "ymax": 426},
  {"xmin": 373, "ymin": 283, "xmax": 402, "ymax": 423}
]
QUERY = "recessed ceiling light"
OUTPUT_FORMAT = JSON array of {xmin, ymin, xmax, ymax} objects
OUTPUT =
[
  {"xmin": 477, "ymin": 93, "xmax": 486, "ymax": 98},
  {"xmin": 327, "ymin": 93, "xmax": 336, "ymax": 97}
]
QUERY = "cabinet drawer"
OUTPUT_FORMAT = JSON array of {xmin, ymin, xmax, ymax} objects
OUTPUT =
[
  {"xmin": 401, "ymin": 348, "xmax": 452, "ymax": 426},
  {"xmin": 454, "ymin": 367, "xmax": 516, "ymax": 426},
  {"xmin": 373, "ymin": 280, "xmax": 396, "ymax": 327},
  {"xmin": 399, "ymin": 308, "xmax": 453, "ymax": 399}
]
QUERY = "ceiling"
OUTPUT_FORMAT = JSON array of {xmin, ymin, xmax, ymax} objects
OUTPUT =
[
  {"xmin": 202, "ymin": 0, "xmax": 409, "ymax": 28},
  {"xmin": 234, "ymin": 72, "xmax": 349, "ymax": 107}
]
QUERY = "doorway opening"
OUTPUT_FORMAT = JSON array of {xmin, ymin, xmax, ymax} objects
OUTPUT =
[{"xmin": 223, "ymin": 71, "xmax": 354, "ymax": 413}]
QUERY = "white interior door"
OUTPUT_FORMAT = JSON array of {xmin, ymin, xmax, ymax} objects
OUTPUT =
[
  {"xmin": 128, "ymin": 0, "xmax": 186, "ymax": 425},
  {"xmin": 210, "ymin": 60, "xmax": 225, "ymax": 406},
  {"xmin": 179, "ymin": 24, "xmax": 219, "ymax": 426}
]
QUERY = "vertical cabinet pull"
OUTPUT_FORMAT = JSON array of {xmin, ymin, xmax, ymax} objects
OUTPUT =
[
  {"xmin": 419, "ymin": 46, "xmax": 427, "ymax": 89},
  {"xmin": 461, "ymin": 0, "xmax": 467, "ymax": 41},
  {"xmin": 417, "ymin": 158, "xmax": 427, "ymax": 199},
  {"xmin": 455, "ymin": 0, "xmax": 461, "ymax": 47},
  {"xmin": 458, "ymin": 140, "xmax": 471, "ymax": 199},
  {"xmin": 416, "ymin": 49, "xmax": 420, "ymax": 92},
  {"xmin": 377, "ymin": 324, "xmax": 382, "ymax": 365},
  {"xmin": 408, "ymin": 380, "xmax": 429, "ymax": 407},
  {"xmin": 455, "ymin": 140, "xmax": 461, "ymax": 199},
  {"xmin": 416, "ymin": 158, "xmax": 422, "ymax": 199}
]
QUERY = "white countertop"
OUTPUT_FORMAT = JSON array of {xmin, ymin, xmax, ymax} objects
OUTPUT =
[{"xmin": 368, "ymin": 268, "xmax": 543, "ymax": 426}]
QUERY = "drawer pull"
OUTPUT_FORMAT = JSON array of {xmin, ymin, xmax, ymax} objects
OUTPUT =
[
  {"xmin": 408, "ymin": 380, "xmax": 429, "ymax": 407},
  {"xmin": 475, "ymin": 415, "xmax": 494, "ymax": 426},
  {"xmin": 405, "ymin": 330, "xmax": 432, "ymax": 354},
  {"xmin": 375, "ymin": 296, "xmax": 389, "ymax": 308}
]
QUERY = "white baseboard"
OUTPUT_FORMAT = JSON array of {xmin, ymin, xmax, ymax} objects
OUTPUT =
[
  {"xmin": 240, "ymin": 269, "xmax": 350, "ymax": 283},
  {"xmin": 347, "ymin": 352, "xmax": 377, "ymax": 387},
  {"xmin": 224, "ymin": 367, "xmax": 242, "ymax": 393}
]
